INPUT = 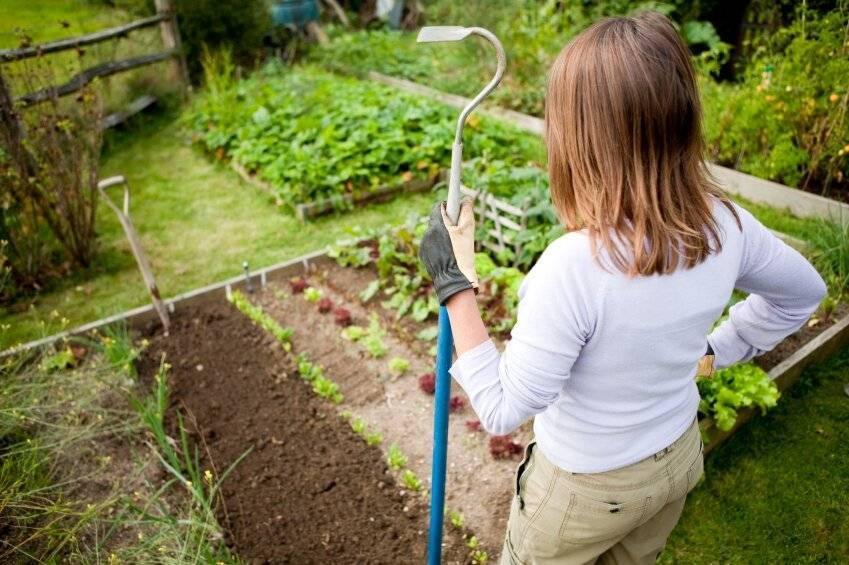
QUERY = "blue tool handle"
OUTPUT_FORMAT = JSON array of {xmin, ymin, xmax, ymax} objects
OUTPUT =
[{"xmin": 427, "ymin": 305, "xmax": 454, "ymax": 565}]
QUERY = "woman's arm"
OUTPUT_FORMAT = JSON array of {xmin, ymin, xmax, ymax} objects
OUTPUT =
[
  {"xmin": 445, "ymin": 289, "xmax": 489, "ymax": 355},
  {"xmin": 708, "ymin": 205, "xmax": 827, "ymax": 368},
  {"xmin": 419, "ymin": 200, "xmax": 593, "ymax": 435}
]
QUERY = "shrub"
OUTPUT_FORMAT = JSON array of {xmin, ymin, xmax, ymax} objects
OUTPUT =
[
  {"xmin": 702, "ymin": 4, "xmax": 849, "ymax": 196},
  {"xmin": 0, "ymin": 59, "xmax": 103, "ymax": 300},
  {"xmin": 174, "ymin": 0, "xmax": 271, "ymax": 81}
]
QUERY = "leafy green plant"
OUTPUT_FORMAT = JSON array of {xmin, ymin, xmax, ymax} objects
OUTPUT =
[
  {"xmin": 388, "ymin": 357, "xmax": 410, "ymax": 376},
  {"xmin": 184, "ymin": 64, "xmax": 541, "ymax": 212},
  {"xmin": 341, "ymin": 313, "xmax": 389, "ymax": 359},
  {"xmin": 341, "ymin": 325, "xmax": 366, "ymax": 341},
  {"xmin": 312, "ymin": 375, "xmax": 344, "ymax": 405},
  {"xmin": 386, "ymin": 444, "xmax": 407, "ymax": 471},
  {"xmin": 229, "ymin": 290, "xmax": 293, "ymax": 349},
  {"xmin": 297, "ymin": 352, "xmax": 323, "ymax": 382},
  {"xmin": 402, "ymin": 469, "xmax": 422, "ymax": 492},
  {"xmin": 303, "ymin": 287, "xmax": 322, "ymax": 303},
  {"xmin": 697, "ymin": 363, "xmax": 780, "ymax": 431},
  {"xmin": 702, "ymin": 3, "xmax": 849, "ymax": 196},
  {"xmin": 39, "ymin": 347, "xmax": 76, "ymax": 373},
  {"xmin": 349, "ymin": 416, "xmax": 380, "ymax": 445}
]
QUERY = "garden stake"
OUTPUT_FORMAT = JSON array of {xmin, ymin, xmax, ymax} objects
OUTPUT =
[
  {"xmin": 243, "ymin": 260, "xmax": 254, "ymax": 293},
  {"xmin": 416, "ymin": 26, "xmax": 506, "ymax": 565}
]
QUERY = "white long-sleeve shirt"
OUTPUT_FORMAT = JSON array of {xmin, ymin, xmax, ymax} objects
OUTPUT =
[{"xmin": 450, "ymin": 201, "xmax": 826, "ymax": 473}]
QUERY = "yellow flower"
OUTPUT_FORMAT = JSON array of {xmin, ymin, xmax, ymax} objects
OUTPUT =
[
  {"xmin": 765, "ymin": 95, "xmax": 776, "ymax": 102},
  {"xmin": 843, "ymin": 144, "xmax": 849, "ymax": 153},
  {"xmin": 829, "ymin": 93, "xmax": 840, "ymax": 103},
  {"xmin": 204, "ymin": 469, "xmax": 213, "ymax": 483}
]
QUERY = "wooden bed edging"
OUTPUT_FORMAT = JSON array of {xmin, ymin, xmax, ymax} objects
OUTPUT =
[
  {"xmin": 368, "ymin": 72, "xmax": 849, "ymax": 227},
  {"xmin": 231, "ymin": 160, "xmax": 439, "ymax": 221},
  {"xmin": 0, "ymin": 249, "xmax": 330, "ymax": 358},
  {"xmin": 701, "ymin": 313, "xmax": 849, "ymax": 453}
]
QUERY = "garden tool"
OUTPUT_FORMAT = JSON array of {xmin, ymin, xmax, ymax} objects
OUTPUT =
[{"xmin": 416, "ymin": 26, "xmax": 506, "ymax": 565}]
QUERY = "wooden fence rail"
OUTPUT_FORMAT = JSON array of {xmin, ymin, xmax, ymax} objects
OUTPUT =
[
  {"xmin": 0, "ymin": 0, "xmax": 187, "ymax": 107},
  {"xmin": 18, "ymin": 50, "xmax": 177, "ymax": 107},
  {"xmin": 0, "ymin": 14, "xmax": 169, "ymax": 63}
]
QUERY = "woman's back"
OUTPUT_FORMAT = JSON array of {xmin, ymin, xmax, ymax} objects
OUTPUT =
[{"xmin": 507, "ymin": 200, "xmax": 825, "ymax": 472}]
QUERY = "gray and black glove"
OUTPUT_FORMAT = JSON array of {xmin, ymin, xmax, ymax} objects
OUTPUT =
[{"xmin": 419, "ymin": 199, "xmax": 479, "ymax": 305}]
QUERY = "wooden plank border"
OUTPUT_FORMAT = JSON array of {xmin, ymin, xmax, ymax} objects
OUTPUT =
[
  {"xmin": 368, "ymin": 72, "xmax": 849, "ymax": 226},
  {"xmin": 0, "ymin": 249, "xmax": 330, "ymax": 358},
  {"xmin": 231, "ymin": 160, "xmax": 440, "ymax": 221}
]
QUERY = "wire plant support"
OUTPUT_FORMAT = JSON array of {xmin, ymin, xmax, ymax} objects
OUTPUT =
[{"xmin": 416, "ymin": 25, "xmax": 506, "ymax": 565}]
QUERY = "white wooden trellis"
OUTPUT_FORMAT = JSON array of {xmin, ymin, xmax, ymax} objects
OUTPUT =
[{"xmin": 460, "ymin": 185, "xmax": 530, "ymax": 267}]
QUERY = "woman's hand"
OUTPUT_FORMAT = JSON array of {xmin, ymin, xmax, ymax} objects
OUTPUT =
[{"xmin": 419, "ymin": 198, "xmax": 478, "ymax": 305}]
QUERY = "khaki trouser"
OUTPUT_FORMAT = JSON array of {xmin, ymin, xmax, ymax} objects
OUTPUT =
[{"xmin": 501, "ymin": 418, "xmax": 704, "ymax": 565}]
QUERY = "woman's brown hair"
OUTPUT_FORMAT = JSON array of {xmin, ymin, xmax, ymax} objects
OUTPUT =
[{"xmin": 545, "ymin": 11, "xmax": 739, "ymax": 276}]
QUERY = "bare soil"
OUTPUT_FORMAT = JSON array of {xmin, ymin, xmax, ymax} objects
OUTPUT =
[
  {"xmin": 258, "ymin": 261, "xmax": 532, "ymax": 558},
  {"xmin": 137, "ymin": 296, "xmax": 469, "ymax": 564}
]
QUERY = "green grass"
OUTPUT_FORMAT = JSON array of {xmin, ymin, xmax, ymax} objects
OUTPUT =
[
  {"xmin": 662, "ymin": 347, "xmax": 849, "ymax": 563},
  {"xmin": 0, "ymin": 111, "xmax": 432, "ymax": 349},
  {"xmin": 0, "ymin": 0, "xmax": 129, "ymax": 48}
]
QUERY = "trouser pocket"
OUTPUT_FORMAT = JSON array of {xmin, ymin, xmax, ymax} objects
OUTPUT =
[{"xmin": 515, "ymin": 441, "xmax": 536, "ymax": 510}]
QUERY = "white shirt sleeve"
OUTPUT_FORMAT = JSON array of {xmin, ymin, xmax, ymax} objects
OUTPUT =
[
  {"xmin": 707, "ymin": 205, "xmax": 826, "ymax": 369},
  {"xmin": 449, "ymin": 236, "xmax": 596, "ymax": 435}
]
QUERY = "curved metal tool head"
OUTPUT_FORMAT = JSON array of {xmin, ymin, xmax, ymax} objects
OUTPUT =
[
  {"xmin": 416, "ymin": 26, "xmax": 472, "ymax": 43},
  {"xmin": 416, "ymin": 25, "xmax": 506, "ymax": 224}
]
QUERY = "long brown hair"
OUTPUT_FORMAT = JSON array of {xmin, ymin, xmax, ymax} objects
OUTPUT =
[{"xmin": 545, "ymin": 11, "xmax": 739, "ymax": 276}]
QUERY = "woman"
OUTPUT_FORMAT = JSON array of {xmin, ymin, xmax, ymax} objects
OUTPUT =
[{"xmin": 418, "ymin": 11, "xmax": 825, "ymax": 565}]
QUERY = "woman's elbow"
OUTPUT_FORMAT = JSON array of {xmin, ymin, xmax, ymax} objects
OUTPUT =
[{"xmin": 478, "ymin": 403, "xmax": 525, "ymax": 436}]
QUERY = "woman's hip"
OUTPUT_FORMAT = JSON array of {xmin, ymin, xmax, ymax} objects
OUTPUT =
[{"xmin": 503, "ymin": 418, "xmax": 704, "ymax": 563}]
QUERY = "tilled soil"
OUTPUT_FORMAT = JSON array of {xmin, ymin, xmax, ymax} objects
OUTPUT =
[
  {"xmin": 137, "ymin": 296, "xmax": 469, "ymax": 564},
  {"xmin": 260, "ymin": 261, "xmax": 533, "ymax": 558}
]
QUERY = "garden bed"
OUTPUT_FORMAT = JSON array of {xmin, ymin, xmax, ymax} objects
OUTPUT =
[
  {"xmin": 9, "ymin": 241, "xmax": 848, "ymax": 560},
  {"xmin": 193, "ymin": 251, "xmax": 847, "ymax": 557},
  {"xmin": 135, "ymin": 294, "xmax": 471, "ymax": 563}
]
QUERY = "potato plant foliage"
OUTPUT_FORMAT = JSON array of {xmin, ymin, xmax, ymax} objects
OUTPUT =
[{"xmin": 185, "ymin": 62, "xmax": 540, "ymax": 211}]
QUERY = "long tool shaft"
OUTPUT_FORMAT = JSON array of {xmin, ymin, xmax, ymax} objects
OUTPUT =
[
  {"xmin": 418, "ymin": 25, "xmax": 505, "ymax": 565},
  {"xmin": 428, "ymin": 307, "xmax": 454, "ymax": 565}
]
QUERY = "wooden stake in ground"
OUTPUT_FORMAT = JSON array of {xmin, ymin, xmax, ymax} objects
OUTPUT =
[{"xmin": 97, "ymin": 176, "xmax": 170, "ymax": 333}]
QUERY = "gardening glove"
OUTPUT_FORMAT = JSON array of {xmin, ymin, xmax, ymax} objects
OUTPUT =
[
  {"xmin": 696, "ymin": 343, "xmax": 715, "ymax": 378},
  {"xmin": 419, "ymin": 198, "xmax": 478, "ymax": 305}
]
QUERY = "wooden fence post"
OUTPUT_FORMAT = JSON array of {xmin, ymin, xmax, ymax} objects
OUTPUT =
[{"xmin": 153, "ymin": 0, "xmax": 190, "ymax": 91}]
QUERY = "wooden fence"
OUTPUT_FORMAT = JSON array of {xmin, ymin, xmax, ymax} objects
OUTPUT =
[{"xmin": 0, "ymin": 0, "xmax": 187, "ymax": 127}]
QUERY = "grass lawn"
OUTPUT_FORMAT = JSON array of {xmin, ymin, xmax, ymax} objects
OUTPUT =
[
  {"xmin": 0, "ymin": 0, "xmax": 130, "ymax": 48},
  {"xmin": 0, "ymin": 112, "xmax": 433, "ymax": 349},
  {"xmin": 662, "ymin": 348, "xmax": 849, "ymax": 563}
]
